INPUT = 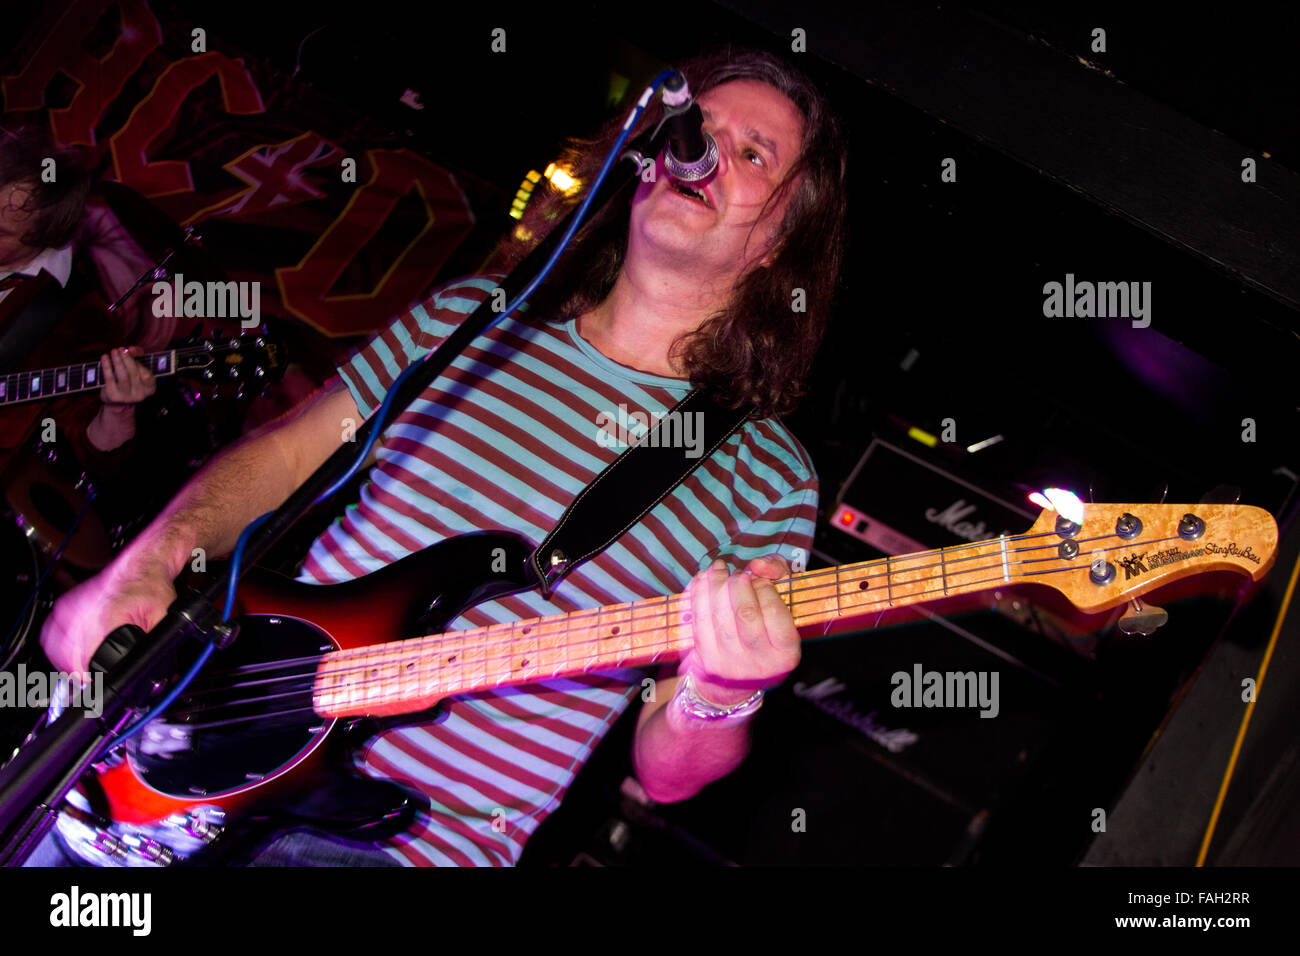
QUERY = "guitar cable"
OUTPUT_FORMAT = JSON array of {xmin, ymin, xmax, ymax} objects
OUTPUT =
[{"xmin": 99, "ymin": 68, "xmax": 681, "ymax": 756}]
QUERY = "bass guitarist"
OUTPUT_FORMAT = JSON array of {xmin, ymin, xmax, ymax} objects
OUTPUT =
[{"xmin": 34, "ymin": 48, "xmax": 849, "ymax": 867}]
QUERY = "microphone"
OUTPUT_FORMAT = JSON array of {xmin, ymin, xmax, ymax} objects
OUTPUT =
[{"xmin": 659, "ymin": 72, "xmax": 718, "ymax": 182}]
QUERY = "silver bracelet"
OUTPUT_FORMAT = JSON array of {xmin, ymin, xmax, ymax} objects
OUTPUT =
[{"xmin": 673, "ymin": 673, "xmax": 765, "ymax": 723}]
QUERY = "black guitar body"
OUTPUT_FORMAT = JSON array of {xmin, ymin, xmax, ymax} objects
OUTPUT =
[{"xmin": 55, "ymin": 530, "xmax": 540, "ymax": 866}]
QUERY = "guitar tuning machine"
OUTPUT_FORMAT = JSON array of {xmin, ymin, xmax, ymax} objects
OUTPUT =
[
  {"xmin": 1055, "ymin": 515, "xmax": 1081, "ymax": 538},
  {"xmin": 1115, "ymin": 512, "xmax": 1142, "ymax": 539},
  {"xmin": 1089, "ymin": 549, "xmax": 1115, "ymax": 585},
  {"xmin": 1117, "ymin": 597, "xmax": 1169, "ymax": 636}
]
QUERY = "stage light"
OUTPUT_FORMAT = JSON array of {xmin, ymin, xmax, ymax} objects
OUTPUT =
[
  {"xmin": 966, "ymin": 434, "xmax": 1004, "ymax": 453},
  {"xmin": 907, "ymin": 426, "xmax": 937, "ymax": 447},
  {"xmin": 543, "ymin": 162, "xmax": 580, "ymax": 195},
  {"xmin": 1029, "ymin": 487, "xmax": 1084, "ymax": 524}
]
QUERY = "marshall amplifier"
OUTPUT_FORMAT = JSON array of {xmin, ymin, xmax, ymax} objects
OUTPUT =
[
  {"xmin": 521, "ymin": 437, "xmax": 1118, "ymax": 867},
  {"xmin": 637, "ymin": 612, "xmax": 1099, "ymax": 865},
  {"xmin": 818, "ymin": 437, "xmax": 1118, "ymax": 658},
  {"xmin": 829, "ymin": 438, "xmax": 1035, "ymax": 556},
  {"xmin": 520, "ymin": 607, "xmax": 1101, "ymax": 867}
]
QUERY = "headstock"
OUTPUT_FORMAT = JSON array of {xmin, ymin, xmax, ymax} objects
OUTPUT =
[
  {"xmin": 175, "ymin": 331, "xmax": 284, "ymax": 400},
  {"xmin": 1019, "ymin": 502, "xmax": 1277, "ymax": 615}
]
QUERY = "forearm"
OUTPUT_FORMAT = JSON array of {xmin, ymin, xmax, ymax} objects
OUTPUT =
[{"xmin": 632, "ymin": 682, "xmax": 754, "ymax": 803}]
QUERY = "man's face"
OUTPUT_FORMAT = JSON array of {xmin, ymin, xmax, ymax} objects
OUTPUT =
[
  {"xmin": 0, "ymin": 181, "xmax": 41, "ymax": 272},
  {"xmin": 629, "ymin": 78, "xmax": 805, "ymax": 282}
]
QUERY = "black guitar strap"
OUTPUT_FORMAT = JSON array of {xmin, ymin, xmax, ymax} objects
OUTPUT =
[{"xmin": 527, "ymin": 390, "xmax": 752, "ymax": 597}]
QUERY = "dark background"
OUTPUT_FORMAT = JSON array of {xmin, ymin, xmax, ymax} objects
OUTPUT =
[{"xmin": 3, "ymin": 0, "xmax": 1297, "ymax": 867}]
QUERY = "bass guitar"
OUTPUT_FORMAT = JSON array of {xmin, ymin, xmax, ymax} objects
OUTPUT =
[{"xmin": 42, "ymin": 501, "xmax": 1277, "ymax": 865}]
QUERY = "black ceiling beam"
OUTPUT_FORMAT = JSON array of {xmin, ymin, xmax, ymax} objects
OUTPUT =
[{"xmin": 718, "ymin": 0, "xmax": 1300, "ymax": 315}]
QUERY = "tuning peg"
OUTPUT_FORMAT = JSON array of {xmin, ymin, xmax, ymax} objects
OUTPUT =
[{"xmin": 1117, "ymin": 597, "xmax": 1168, "ymax": 636}]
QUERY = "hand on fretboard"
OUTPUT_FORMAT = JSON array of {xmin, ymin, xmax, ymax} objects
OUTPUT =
[{"xmin": 0, "ymin": 352, "xmax": 173, "ymax": 406}]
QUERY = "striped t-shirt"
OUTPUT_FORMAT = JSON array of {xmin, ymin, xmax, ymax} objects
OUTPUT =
[{"xmin": 298, "ymin": 275, "xmax": 819, "ymax": 866}]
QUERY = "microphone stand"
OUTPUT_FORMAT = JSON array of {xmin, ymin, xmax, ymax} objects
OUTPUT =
[{"xmin": 0, "ymin": 133, "xmax": 658, "ymax": 866}]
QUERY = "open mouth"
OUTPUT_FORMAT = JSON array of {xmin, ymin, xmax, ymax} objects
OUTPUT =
[{"xmin": 669, "ymin": 181, "xmax": 712, "ymax": 207}]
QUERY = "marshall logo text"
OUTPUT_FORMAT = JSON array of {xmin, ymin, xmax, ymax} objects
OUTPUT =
[{"xmin": 924, "ymin": 499, "xmax": 1017, "ymax": 543}]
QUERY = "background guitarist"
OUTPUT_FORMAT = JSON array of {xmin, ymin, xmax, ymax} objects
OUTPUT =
[
  {"xmin": 34, "ymin": 47, "xmax": 849, "ymax": 867},
  {"xmin": 0, "ymin": 125, "xmax": 165, "ymax": 461}
]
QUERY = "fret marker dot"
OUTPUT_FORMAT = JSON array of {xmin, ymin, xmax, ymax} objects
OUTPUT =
[
  {"xmin": 520, "ymin": 659, "xmax": 529, "ymax": 668},
  {"xmin": 859, "ymin": 581, "xmax": 870, "ymax": 590},
  {"xmin": 447, "ymin": 655, "xmax": 457, "ymax": 663},
  {"xmin": 522, "ymin": 626, "xmax": 531, "ymax": 634},
  {"xmin": 682, "ymin": 613, "xmax": 691, "ymax": 623},
  {"xmin": 611, "ymin": 626, "xmax": 620, "ymax": 635}
]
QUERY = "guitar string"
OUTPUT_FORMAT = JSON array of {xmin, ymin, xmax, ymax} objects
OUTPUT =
[
  {"xmin": 187, "ymin": 527, "xmax": 1090, "ymax": 688},
  {"xmin": 161, "ymin": 533, "xmax": 1173, "ymax": 726},
  {"xmin": 162, "ymin": 556, "xmax": 1105, "ymax": 730},
  {"xmin": 176, "ymin": 529, "xmax": 1078, "ymax": 700},
  {"xmin": 170, "ymin": 530, "xmax": 1169, "ymax": 716}
]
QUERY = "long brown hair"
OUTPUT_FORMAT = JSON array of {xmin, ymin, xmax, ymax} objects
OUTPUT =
[
  {"xmin": 509, "ymin": 47, "xmax": 848, "ymax": 418},
  {"xmin": 0, "ymin": 125, "xmax": 93, "ymax": 251}
]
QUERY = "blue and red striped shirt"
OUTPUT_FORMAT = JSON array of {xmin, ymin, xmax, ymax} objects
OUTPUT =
[{"xmin": 298, "ymin": 275, "xmax": 818, "ymax": 865}]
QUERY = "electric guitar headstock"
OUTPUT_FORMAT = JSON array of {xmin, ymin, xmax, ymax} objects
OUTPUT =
[
  {"xmin": 172, "ymin": 328, "xmax": 285, "ymax": 402},
  {"xmin": 1018, "ymin": 501, "xmax": 1277, "ymax": 616}
]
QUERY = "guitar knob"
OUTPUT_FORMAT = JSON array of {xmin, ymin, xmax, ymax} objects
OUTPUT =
[
  {"xmin": 122, "ymin": 833, "xmax": 176, "ymax": 865},
  {"xmin": 253, "ymin": 366, "xmax": 266, "ymax": 378},
  {"xmin": 228, "ymin": 366, "xmax": 240, "ymax": 379},
  {"xmin": 202, "ymin": 368, "xmax": 214, "ymax": 381},
  {"xmin": 89, "ymin": 830, "xmax": 128, "ymax": 860}
]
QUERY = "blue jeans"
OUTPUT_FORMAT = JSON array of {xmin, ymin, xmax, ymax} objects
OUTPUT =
[{"xmin": 22, "ymin": 827, "xmax": 401, "ymax": 867}]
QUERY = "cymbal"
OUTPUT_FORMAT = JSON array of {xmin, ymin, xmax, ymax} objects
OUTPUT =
[{"xmin": 99, "ymin": 181, "xmax": 228, "ymax": 284}]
